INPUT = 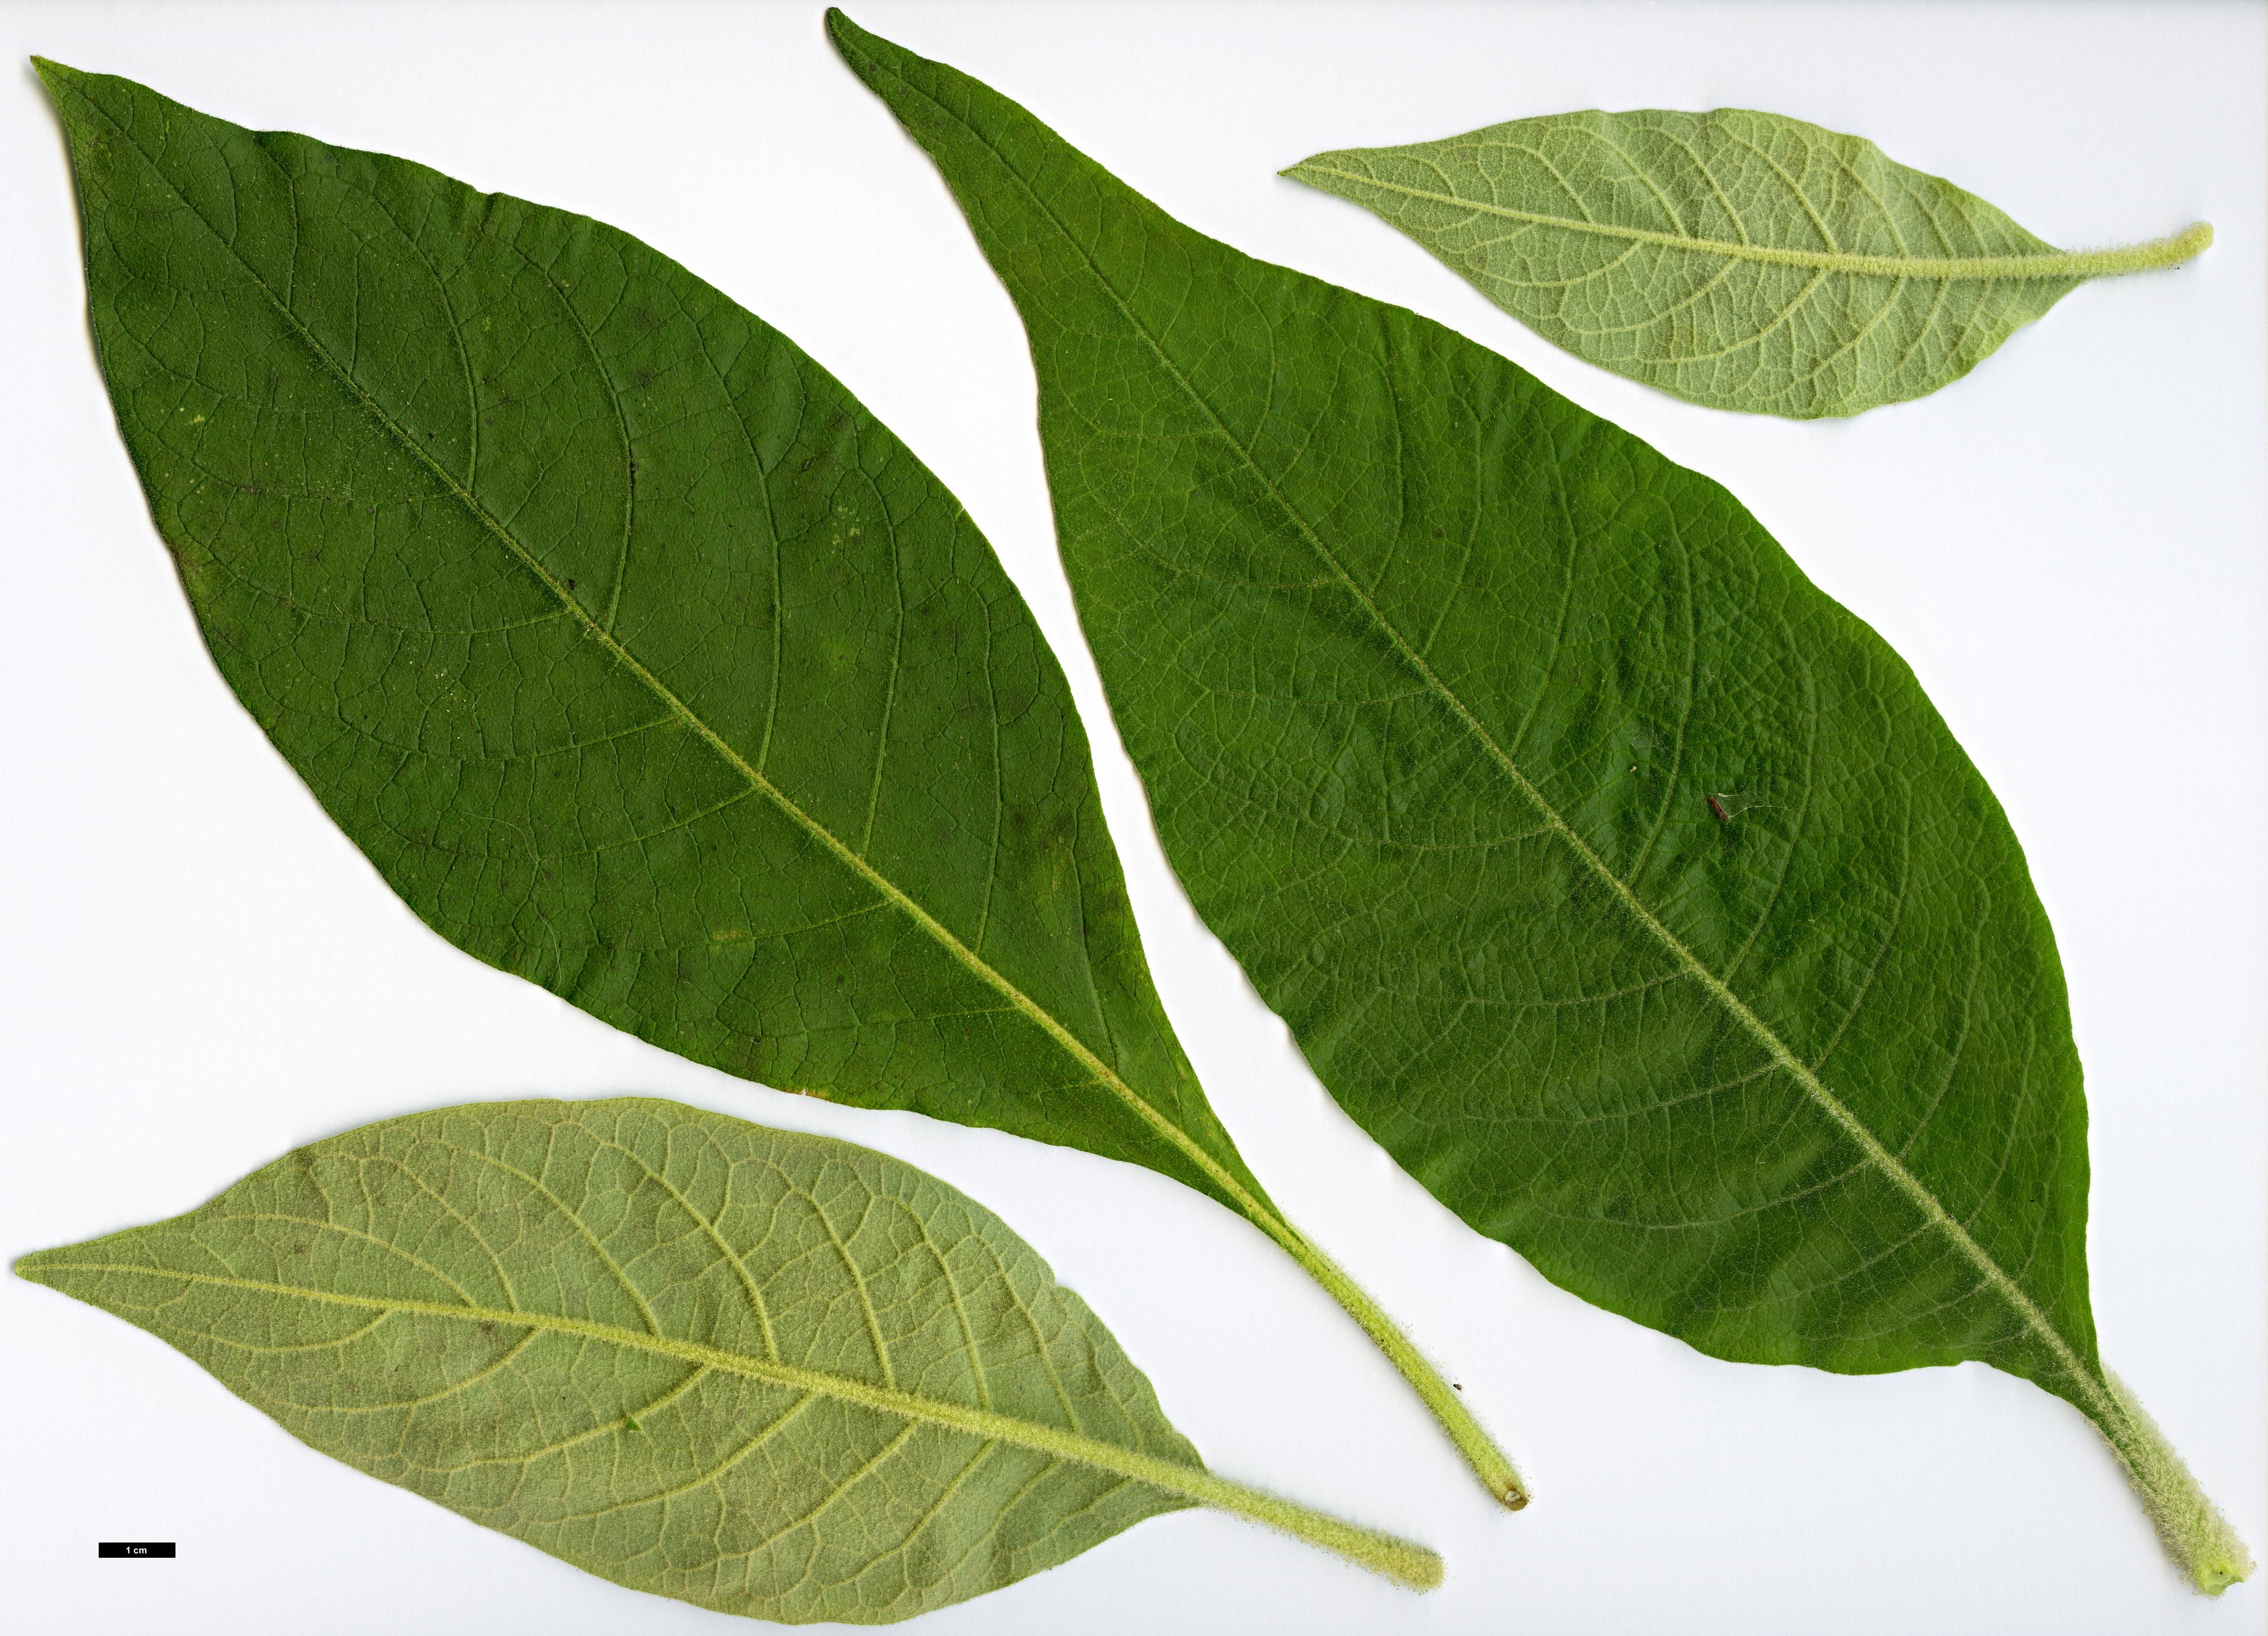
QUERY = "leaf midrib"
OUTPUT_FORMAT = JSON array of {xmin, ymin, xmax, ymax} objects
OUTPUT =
[
  {"xmin": 1286, "ymin": 162, "xmax": 2206, "ymax": 284},
  {"xmin": 27, "ymin": 1259, "xmax": 1238, "ymax": 1509},
  {"xmin": 81, "ymin": 88, "xmax": 1276, "ymax": 1244},
  {"xmin": 938, "ymin": 80, "xmax": 2110, "ymax": 1414}
]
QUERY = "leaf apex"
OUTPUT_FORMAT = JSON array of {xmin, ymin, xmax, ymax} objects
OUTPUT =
[
  {"xmin": 824, "ymin": 8, "xmax": 888, "ymax": 83},
  {"xmin": 1280, "ymin": 157, "xmax": 1347, "ymax": 191}
]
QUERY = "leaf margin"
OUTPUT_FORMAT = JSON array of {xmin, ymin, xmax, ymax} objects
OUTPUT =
[
  {"xmin": 1283, "ymin": 107, "xmax": 2211, "ymax": 417},
  {"xmin": 16, "ymin": 1095, "xmax": 1446, "ymax": 1609}
]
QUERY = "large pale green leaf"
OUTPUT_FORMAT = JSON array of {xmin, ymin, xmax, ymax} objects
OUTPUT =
[
  {"xmin": 826, "ymin": 12, "xmax": 2251, "ymax": 1591},
  {"xmin": 1283, "ymin": 107, "xmax": 2209, "ymax": 417},
  {"xmin": 16, "ymin": 1098, "xmax": 1440, "ymax": 1618},
  {"xmin": 34, "ymin": 61, "xmax": 1515, "ymax": 1501}
]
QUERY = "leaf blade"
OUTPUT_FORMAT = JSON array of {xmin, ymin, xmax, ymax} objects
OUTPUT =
[
  {"xmin": 1284, "ymin": 107, "xmax": 2208, "ymax": 416},
  {"xmin": 38, "ymin": 55, "xmax": 1521, "ymax": 1511},
  {"xmin": 34, "ymin": 55, "xmax": 1260, "ymax": 1218},
  {"xmin": 825, "ymin": 12, "xmax": 2251, "ymax": 1589},
  {"xmin": 18, "ymin": 1098, "xmax": 1441, "ymax": 1618}
]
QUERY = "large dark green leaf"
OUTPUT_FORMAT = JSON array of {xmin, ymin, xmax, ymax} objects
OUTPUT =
[
  {"xmin": 826, "ymin": 12, "xmax": 2251, "ymax": 1592},
  {"xmin": 16, "ymin": 1098, "xmax": 1440, "ymax": 1619},
  {"xmin": 1283, "ymin": 108, "xmax": 2210, "ymax": 418},
  {"xmin": 35, "ymin": 59, "xmax": 1516, "ymax": 1505}
]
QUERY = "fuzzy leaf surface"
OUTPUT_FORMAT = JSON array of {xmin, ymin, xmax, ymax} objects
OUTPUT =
[
  {"xmin": 18, "ymin": 1099, "xmax": 1211, "ymax": 1622},
  {"xmin": 1286, "ymin": 107, "xmax": 2206, "ymax": 417}
]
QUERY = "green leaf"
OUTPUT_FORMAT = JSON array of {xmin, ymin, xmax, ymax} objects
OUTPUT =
[
  {"xmin": 825, "ymin": 12, "xmax": 2252, "ymax": 1592},
  {"xmin": 1282, "ymin": 107, "xmax": 2210, "ymax": 417},
  {"xmin": 32, "ymin": 51, "xmax": 1247, "ymax": 1234},
  {"xmin": 16, "ymin": 1098, "xmax": 1442, "ymax": 1618},
  {"xmin": 33, "ymin": 59, "xmax": 1522, "ymax": 1505}
]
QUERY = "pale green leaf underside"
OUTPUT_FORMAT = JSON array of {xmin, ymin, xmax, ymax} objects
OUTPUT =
[
  {"xmin": 36, "ymin": 57, "xmax": 1515, "ymax": 1517},
  {"xmin": 18, "ymin": 1100, "xmax": 1217, "ymax": 1621},
  {"xmin": 827, "ymin": 13, "xmax": 2250, "ymax": 1590},
  {"xmin": 1286, "ymin": 107, "xmax": 2208, "ymax": 416}
]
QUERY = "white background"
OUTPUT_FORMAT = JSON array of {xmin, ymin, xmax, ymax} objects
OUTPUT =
[{"xmin": 1, "ymin": 3, "xmax": 2261, "ymax": 1631}]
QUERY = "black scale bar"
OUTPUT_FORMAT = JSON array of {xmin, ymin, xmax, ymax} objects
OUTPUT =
[{"xmin": 98, "ymin": 1542, "xmax": 175, "ymax": 1559}]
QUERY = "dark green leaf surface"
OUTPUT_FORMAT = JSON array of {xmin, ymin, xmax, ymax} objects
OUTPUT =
[
  {"xmin": 36, "ymin": 57, "xmax": 1519, "ymax": 1508},
  {"xmin": 828, "ymin": 13, "xmax": 2250, "ymax": 1589},
  {"xmin": 17, "ymin": 1098, "xmax": 1440, "ymax": 1620},
  {"xmin": 36, "ymin": 57, "xmax": 1255, "ymax": 1214},
  {"xmin": 1285, "ymin": 109, "xmax": 2210, "ymax": 418}
]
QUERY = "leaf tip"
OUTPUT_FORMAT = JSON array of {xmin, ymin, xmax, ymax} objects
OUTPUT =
[
  {"xmin": 824, "ymin": 8, "xmax": 887, "ymax": 81},
  {"xmin": 822, "ymin": 7, "xmax": 868, "ymax": 53},
  {"xmin": 1280, "ymin": 157, "xmax": 1362, "ymax": 200}
]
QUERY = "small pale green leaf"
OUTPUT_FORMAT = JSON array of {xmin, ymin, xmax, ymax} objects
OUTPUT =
[
  {"xmin": 1284, "ymin": 107, "xmax": 2210, "ymax": 417},
  {"xmin": 17, "ymin": 1099, "xmax": 1442, "ymax": 1618},
  {"xmin": 34, "ymin": 57, "xmax": 1518, "ymax": 1508},
  {"xmin": 826, "ymin": 12, "xmax": 2252, "ymax": 1591}
]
